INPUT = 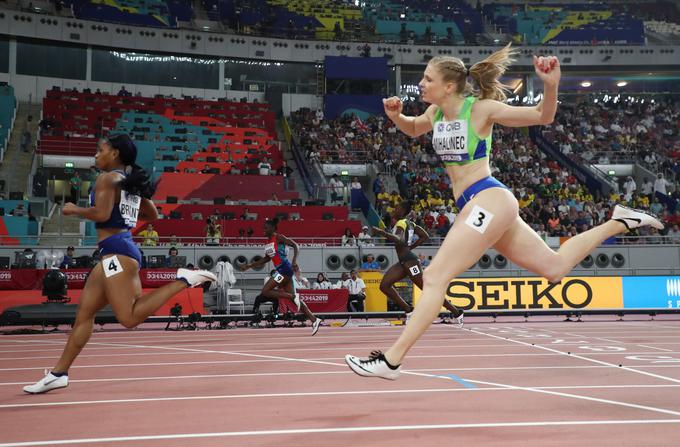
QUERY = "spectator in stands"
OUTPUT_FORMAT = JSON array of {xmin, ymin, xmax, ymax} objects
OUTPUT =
[
  {"xmin": 373, "ymin": 174, "xmax": 385, "ymax": 206},
  {"xmin": 211, "ymin": 209, "xmax": 221, "ymax": 222},
  {"xmin": 329, "ymin": 174, "xmax": 344, "ymax": 202},
  {"xmin": 12, "ymin": 204, "xmax": 26, "ymax": 217},
  {"xmin": 277, "ymin": 161, "xmax": 293, "ymax": 191},
  {"xmin": 240, "ymin": 208, "xmax": 250, "ymax": 220},
  {"xmin": 258, "ymin": 159, "xmax": 272, "ymax": 176},
  {"xmin": 165, "ymin": 247, "xmax": 179, "ymax": 267},
  {"xmin": 138, "ymin": 224, "xmax": 159, "ymax": 247},
  {"xmin": 166, "ymin": 234, "xmax": 182, "ymax": 247},
  {"xmin": 667, "ymin": 224, "xmax": 680, "ymax": 243},
  {"xmin": 623, "ymin": 176, "xmax": 637, "ymax": 201},
  {"xmin": 117, "ymin": 86, "xmax": 131, "ymax": 97},
  {"xmin": 361, "ymin": 254, "xmax": 380, "ymax": 271},
  {"xmin": 641, "ymin": 177, "xmax": 654, "ymax": 200},
  {"xmin": 654, "ymin": 173, "xmax": 671, "ymax": 199},
  {"xmin": 292, "ymin": 265, "xmax": 310, "ymax": 289},
  {"xmin": 59, "ymin": 246, "xmax": 76, "ymax": 269},
  {"xmin": 201, "ymin": 164, "xmax": 212, "ymax": 174},
  {"xmin": 312, "ymin": 272, "xmax": 333, "ymax": 290},
  {"xmin": 346, "ymin": 269, "xmax": 367, "ymax": 312},
  {"xmin": 269, "ymin": 193, "xmax": 281, "ymax": 206},
  {"xmin": 418, "ymin": 254, "xmax": 430, "ymax": 268},
  {"xmin": 69, "ymin": 172, "xmax": 82, "ymax": 203},
  {"xmin": 435, "ymin": 208, "xmax": 451, "ymax": 237},
  {"xmin": 335, "ymin": 272, "xmax": 350, "ymax": 289},
  {"xmin": 351, "ymin": 177, "xmax": 362, "ymax": 191},
  {"xmin": 342, "ymin": 228, "xmax": 356, "ymax": 247},
  {"xmin": 204, "ymin": 217, "xmax": 221, "ymax": 246},
  {"xmin": 357, "ymin": 226, "xmax": 374, "ymax": 247}
]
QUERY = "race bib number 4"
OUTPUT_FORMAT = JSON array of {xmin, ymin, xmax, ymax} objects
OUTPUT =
[{"xmin": 104, "ymin": 255, "xmax": 124, "ymax": 278}]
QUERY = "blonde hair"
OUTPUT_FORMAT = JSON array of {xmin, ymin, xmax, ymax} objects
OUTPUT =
[{"xmin": 428, "ymin": 43, "xmax": 518, "ymax": 101}]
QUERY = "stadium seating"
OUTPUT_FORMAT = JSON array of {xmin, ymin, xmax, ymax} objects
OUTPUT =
[
  {"xmin": 66, "ymin": 0, "xmax": 192, "ymax": 28},
  {"xmin": 483, "ymin": 3, "xmax": 644, "ymax": 45}
]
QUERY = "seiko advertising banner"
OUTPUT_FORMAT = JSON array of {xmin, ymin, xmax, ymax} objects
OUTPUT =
[{"xmin": 413, "ymin": 277, "xmax": 624, "ymax": 311}]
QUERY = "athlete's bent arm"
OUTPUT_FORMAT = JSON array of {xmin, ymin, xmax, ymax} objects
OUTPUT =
[
  {"xmin": 408, "ymin": 225, "xmax": 430, "ymax": 251},
  {"xmin": 62, "ymin": 173, "xmax": 116, "ymax": 222},
  {"xmin": 242, "ymin": 255, "xmax": 272, "ymax": 271},
  {"xmin": 278, "ymin": 234, "xmax": 299, "ymax": 267},
  {"xmin": 371, "ymin": 226, "xmax": 403, "ymax": 246},
  {"xmin": 478, "ymin": 56, "xmax": 560, "ymax": 128},
  {"xmin": 383, "ymin": 98, "xmax": 437, "ymax": 138}
]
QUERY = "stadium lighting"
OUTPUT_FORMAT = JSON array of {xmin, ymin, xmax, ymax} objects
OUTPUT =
[
  {"xmin": 616, "ymin": 81, "xmax": 628, "ymax": 87},
  {"xmin": 580, "ymin": 81, "xmax": 592, "ymax": 87}
]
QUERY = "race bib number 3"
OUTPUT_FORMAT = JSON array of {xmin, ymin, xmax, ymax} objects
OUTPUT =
[
  {"xmin": 104, "ymin": 255, "xmax": 124, "ymax": 278},
  {"xmin": 464, "ymin": 205, "xmax": 494, "ymax": 234}
]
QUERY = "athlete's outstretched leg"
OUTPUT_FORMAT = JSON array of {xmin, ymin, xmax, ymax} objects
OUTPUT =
[{"xmin": 494, "ymin": 210, "xmax": 654, "ymax": 283}]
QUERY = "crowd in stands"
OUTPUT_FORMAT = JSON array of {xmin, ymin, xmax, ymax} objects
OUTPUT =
[{"xmin": 543, "ymin": 94, "xmax": 680, "ymax": 184}]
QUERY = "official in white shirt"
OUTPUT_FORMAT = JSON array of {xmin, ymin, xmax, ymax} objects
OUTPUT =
[{"xmin": 346, "ymin": 269, "xmax": 366, "ymax": 312}]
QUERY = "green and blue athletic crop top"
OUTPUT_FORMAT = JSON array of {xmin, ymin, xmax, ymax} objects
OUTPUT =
[{"xmin": 432, "ymin": 96, "xmax": 492, "ymax": 166}]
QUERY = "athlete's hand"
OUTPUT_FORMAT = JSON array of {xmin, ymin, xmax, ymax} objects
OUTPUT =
[
  {"xmin": 382, "ymin": 97, "xmax": 403, "ymax": 120},
  {"xmin": 533, "ymin": 55, "xmax": 560, "ymax": 87},
  {"xmin": 62, "ymin": 202, "xmax": 78, "ymax": 216}
]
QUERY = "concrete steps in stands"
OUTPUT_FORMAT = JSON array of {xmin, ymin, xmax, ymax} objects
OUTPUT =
[
  {"xmin": 39, "ymin": 210, "xmax": 82, "ymax": 247},
  {"xmin": 0, "ymin": 102, "xmax": 41, "ymax": 197}
]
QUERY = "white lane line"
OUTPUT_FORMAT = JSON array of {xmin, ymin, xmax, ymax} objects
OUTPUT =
[
  {"xmin": 5, "ymin": 350, "xmax": 680, "ymax": 362},
  {"xmin": 7, "ymin": 362, "xmax": 680, "ymax": 375},
  {"xmin": 88, "ymin": 340, "xmax": 680, "ymax": 419},
  {"xmin": 637, "ymin": 345, "xmax": 675, "ymax": 352},
  {"xmin": 469, "ymin": 328, "xmax": 680, "ymax": 385},
  {"xmin": 0, "ymin": 339, "xmax": 530, "ymax": 354},
  {"xmin": 1, "ymin": 419, "xmax": 680, "ymax": 446},
  {"xmin": 5, "ymin": 385, "xmax": 680, "ymax": 409},
  {"xmin": 8, "ymin": 364, "xmax": 680, "ymax": 387}
]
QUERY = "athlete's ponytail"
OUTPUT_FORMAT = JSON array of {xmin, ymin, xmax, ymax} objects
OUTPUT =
[
  {"xmin": 468, "ymin": 43, "xmax": 518, "ymax": 101},
  {"xmin": 107, "ymin": 133, "xmax": 156, "ymax": 199},
  {"xmin": 428, "ymin": 43, "xmax": 518, "ymax": 102}
]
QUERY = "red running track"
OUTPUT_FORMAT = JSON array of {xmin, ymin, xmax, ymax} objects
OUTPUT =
[{"xmin": 2, "ymin": 316, "xmax": 680, "ymax": 446}]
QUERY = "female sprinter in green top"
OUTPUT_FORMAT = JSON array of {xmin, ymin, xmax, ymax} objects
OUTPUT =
[{"xmin": 345, "ymin": 45, "xmax": 663, "ymax": 379}]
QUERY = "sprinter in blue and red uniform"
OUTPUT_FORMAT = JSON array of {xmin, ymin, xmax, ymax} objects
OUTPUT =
[
  {"xmin": 23, "ymin": 134, "xmax": 216, "ymax": 394},
  {"xmin": 241, "ymin": 218, "xmax": 321, "ymax": 335}
]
